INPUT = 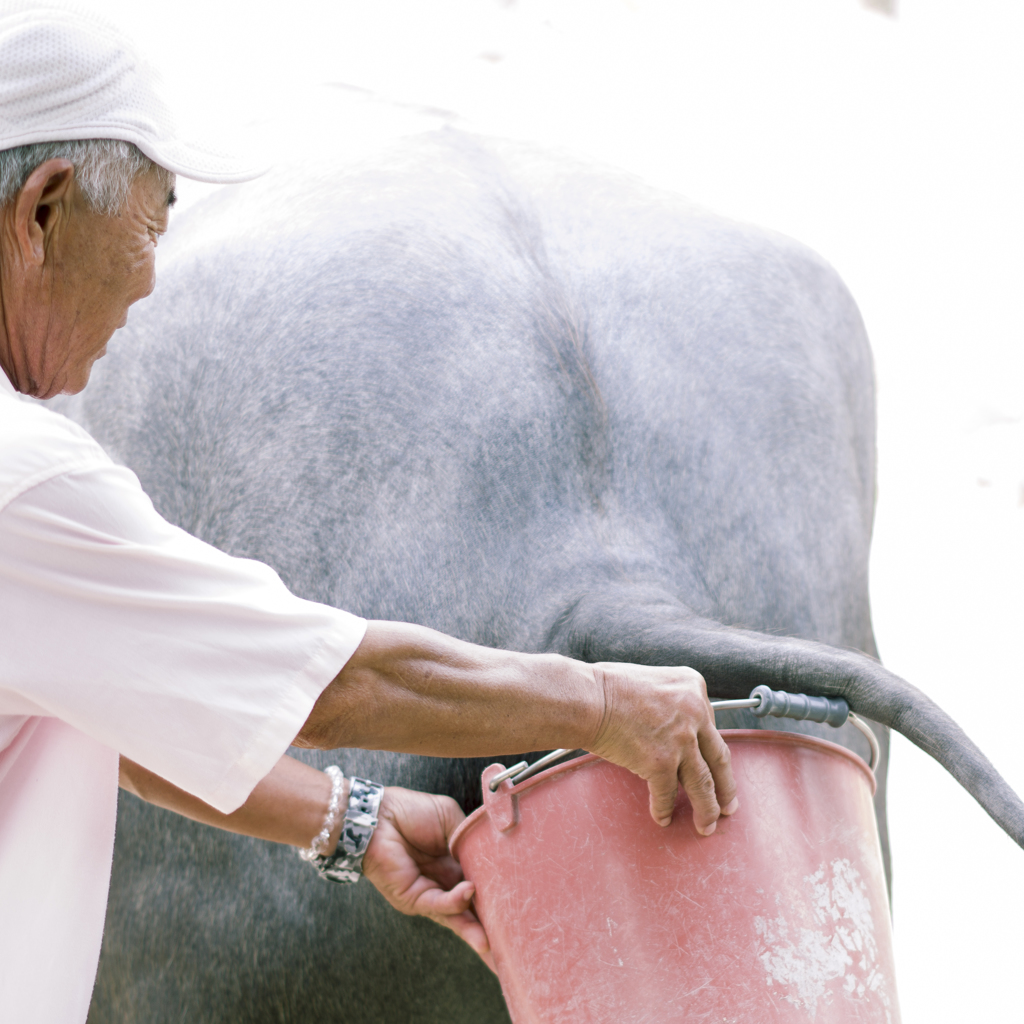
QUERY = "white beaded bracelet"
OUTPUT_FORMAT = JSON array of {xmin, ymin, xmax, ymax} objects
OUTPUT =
[{"xmin": 297, "ymin": 765, "xmax": 346, "ymax": 862}]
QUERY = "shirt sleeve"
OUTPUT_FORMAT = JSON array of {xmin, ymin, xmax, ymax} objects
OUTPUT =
[{"xmin": 0, "ymin": 463, "xmax": 367, "ymax": 814}]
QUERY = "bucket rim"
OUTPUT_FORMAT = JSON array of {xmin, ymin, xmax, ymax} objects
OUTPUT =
[{"xmin": 449, "ymin": 727, "xmax": 876, "ymax": 861}]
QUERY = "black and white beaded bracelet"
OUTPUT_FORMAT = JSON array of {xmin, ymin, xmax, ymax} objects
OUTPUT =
[{"xmin": 301, "ymin": 773, "xmax": 385, "ymax": 885}]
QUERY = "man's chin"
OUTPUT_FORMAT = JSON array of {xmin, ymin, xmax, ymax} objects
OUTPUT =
[{"xmin": 49, "ymin": 347, "xmax": 107, "ymax": 398}]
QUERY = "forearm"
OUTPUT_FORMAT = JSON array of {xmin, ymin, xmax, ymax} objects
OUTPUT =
[
  {"xmin": 296, "ymin": 620, "xmax": 604, "ymax": 756},
  {"xmin": 118, "ymin": 753, "xmax": 490, "ymax": 962},
  {"xmin": 118, "ymin": 753, "xmax": 345, "ymax": 851}
]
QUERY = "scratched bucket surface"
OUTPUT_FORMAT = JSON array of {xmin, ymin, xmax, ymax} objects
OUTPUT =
[{"xmin": 449, "ymin": 730, "xmax": 900, "ymax": 1024}]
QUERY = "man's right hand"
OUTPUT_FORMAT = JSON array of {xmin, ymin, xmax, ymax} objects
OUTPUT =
[{"xmin": 589, "ymin": 664, "xmax": 739, "ymax": 834}]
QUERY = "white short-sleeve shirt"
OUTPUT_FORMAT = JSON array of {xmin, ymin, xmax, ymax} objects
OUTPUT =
[{"xmin": 0, "ymin": 371, "xmax": 367, "ymax": 1022}]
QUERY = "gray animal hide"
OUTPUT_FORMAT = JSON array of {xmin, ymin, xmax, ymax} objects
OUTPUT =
[{"xmin": 71, "ymin": 129, "xmax": 1020, "ymax": 1023}]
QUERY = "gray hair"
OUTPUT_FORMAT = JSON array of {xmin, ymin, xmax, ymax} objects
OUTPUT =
[{"xmin": 0, "ymin": 139, "xmax": 173, "ymax": 215}]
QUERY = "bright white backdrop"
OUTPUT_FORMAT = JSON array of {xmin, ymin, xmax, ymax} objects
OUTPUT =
[{"xmin": 79, "ymin": 0, "xmax": 1024, "ymax": 1019}]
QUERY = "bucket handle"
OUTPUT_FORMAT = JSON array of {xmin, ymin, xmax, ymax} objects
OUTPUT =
[{"xmin": 488, "ymin": 687, "xmax": 879, "ymax": 792}]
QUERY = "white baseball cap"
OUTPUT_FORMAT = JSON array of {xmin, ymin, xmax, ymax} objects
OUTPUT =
[{"xmin": 0, "ymin": 2, "xmax": 265, "ymax": 183}]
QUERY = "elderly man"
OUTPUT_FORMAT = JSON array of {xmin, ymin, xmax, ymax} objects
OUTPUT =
[{"xmin": 0, "ymin": 6, "xmax": 737, "ymax": 1022}]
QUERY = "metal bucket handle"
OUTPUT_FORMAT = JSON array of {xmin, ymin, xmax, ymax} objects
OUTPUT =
[{"xmin": 488, "ymin": 686, "xmax": 880, "ymax": 792}]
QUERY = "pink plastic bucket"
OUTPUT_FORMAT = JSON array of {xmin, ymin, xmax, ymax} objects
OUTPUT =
[{"xmin": 450, "ymin": 730, "xmax": 899, "ymax": 1023}]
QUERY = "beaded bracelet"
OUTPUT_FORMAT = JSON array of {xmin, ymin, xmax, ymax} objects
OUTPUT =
[{"xmin": 297, "ymin": 765, "xmax": 346, "ymax": 862}]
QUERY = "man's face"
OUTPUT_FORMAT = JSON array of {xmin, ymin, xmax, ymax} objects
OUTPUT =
[
  {"xmin": 0, "ymin": 163, "xmax": 174, "ymax": 398},
  {"xmin": 53, "ymin": 170, "xmax": 174, "ymax": 394}
]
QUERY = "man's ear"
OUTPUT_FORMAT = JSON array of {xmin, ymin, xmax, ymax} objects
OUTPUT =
[{"xmin": 12, "ymin": 159, "xmax": 76, "ymax": 267}]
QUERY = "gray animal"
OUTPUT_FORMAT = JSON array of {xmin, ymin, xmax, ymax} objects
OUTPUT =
[{"xmin": 74, "ymin": 129, "xmax": 1022, "ymax": 1023}]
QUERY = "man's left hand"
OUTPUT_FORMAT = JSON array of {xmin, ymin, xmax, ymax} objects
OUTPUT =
[{"xmin": 363, "ymin": 787, "xmax": 495, "ymax": 972}]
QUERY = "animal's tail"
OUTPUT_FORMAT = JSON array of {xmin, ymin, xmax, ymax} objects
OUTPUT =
[{"xmin": 548, "ymin": 588, "xmax": 1024, "ymax": 851}]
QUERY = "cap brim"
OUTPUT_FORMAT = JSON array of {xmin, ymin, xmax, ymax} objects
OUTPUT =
[
  {"xmin": 135, "ymin": 132, "xmax": 269, "ymax": 185},
  {"xmin": 0, "ymin": 125, "xmax": 267, "ymax": 185}
]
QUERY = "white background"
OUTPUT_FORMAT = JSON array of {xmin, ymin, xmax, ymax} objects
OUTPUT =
[{"xmin": 81, "ymin": 0, "xmax": 1024, "ymax": 1019}]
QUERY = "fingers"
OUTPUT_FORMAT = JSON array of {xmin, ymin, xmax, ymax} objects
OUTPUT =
[
  {"xmin": 412, "ymin": 881, "xmax": 496, "ymax": 972},
  {"xmin": 697, "ymin": 720, "xmax": 738, "ymax": 818},
  {"xmin": 678, "ymin": 736, "xmax": 723, "ymax": 835},
  {"xmin": 413, "ymin": 878, "xmax": 476, "ymax": 917},
  {"xmin": 645, "ymin": 697, "xmax": 734, "ymax": 833},
  {"xmin": 677, "ymin": 697, "xmax": 739, "ymax": 834},
  {"xmin": 441, "ymin": 912, "xmax": 496, "ymax": 973},
  {"xmin": 650, "ymin": 737, "xmax": 738, "ymax": 833},
  {"xmin": 647, "ymin": 764, "xmax": 682, "ymax": 828}
]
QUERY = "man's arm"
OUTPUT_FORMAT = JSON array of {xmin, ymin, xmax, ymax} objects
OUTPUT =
[
  {"xmin": 119, "ymin": 753, "xmax": 340, "ymax": 850},
  {"xmin": 119, "ymin": 754, "xmax": 492, "ymax": 967},
  {"xmin": 296, "ymin": 621, "xmax": 738, "ymax": 833}
]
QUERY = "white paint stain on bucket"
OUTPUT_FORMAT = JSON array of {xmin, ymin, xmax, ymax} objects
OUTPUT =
[{"xmin": 755, "ymin": 859, "xmax": 893, "ymax": 1022}]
